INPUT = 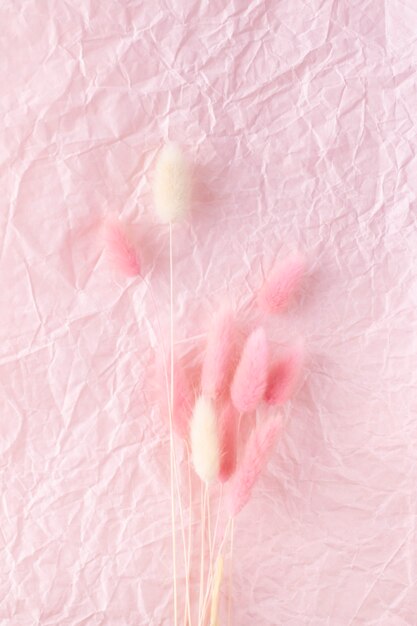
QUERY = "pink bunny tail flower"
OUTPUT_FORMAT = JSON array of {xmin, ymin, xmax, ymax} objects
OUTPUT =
[
  {"xmin": 229, "ymin": 416, "xmax": 282, "ymax": 516},
  {"xmin": 231, "ymin": 327, "xmax": 269, "ymax": 413},
  {"xmin": 201, "ymin": 306, "xmax": 237, "ymax": 400},
  {"xmin": 265, "ymin": 342, "xmax": 304, "ymax": 406},
  {"xmin": 172, "ymin": 358, "xmax": 194, "ymax": 439},
  {"xmin": 258, "ymin": 253, "xmax": 305, "ymax": 314},
  {"xmin": 103, "ymin": 218, "xmax": 141, "ymax": 277},
  {"xmin": 218, "ymin": 402, "xmax": 238, "ymax": 483}
]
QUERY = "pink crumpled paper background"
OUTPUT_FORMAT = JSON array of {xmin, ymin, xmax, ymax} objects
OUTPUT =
[{"xmin": 1, "ymin": 1, "xmax": 417, "ymax": 625}]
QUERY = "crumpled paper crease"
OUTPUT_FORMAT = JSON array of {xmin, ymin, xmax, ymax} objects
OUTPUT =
[{"xmin": 1, "ymin": 1, "xmax": 416, "ymax": 624}]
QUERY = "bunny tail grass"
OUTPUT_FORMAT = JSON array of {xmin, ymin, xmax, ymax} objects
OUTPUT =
[
  {"xmin": 103, "ymin": 218, "xmax": 141, "ymax": 276},
  {"xmin": 218, "ymin": 403, "xmax": 238, "ymax": 483},
  {"xmin": 229, "ymin": 416, "xmax": 282, "ymax": 516},
  {"xmin": 201, "ymin": 306, "xmax": 237, "ymax": 399},
  {"xmin": 265, "ymin": 342, "xmax": 304, "ymax": 405},
  {"xmin": 191, "ymin": 396, "xmax": 220, "ymax": 483},
  {"xmin": 231, "ymin": 327, "xmax": 269, "ymax": 413},
  {"xmin": 258, "ymin": 253, "xmax": 305, "ymax": 313},
  {"xmin": 153, "ymin": 143, "xmax": 191, "ymax": 223},
  {"xmin": 209, "ymin": 554, "xmax": 224, "ymax": 626}
]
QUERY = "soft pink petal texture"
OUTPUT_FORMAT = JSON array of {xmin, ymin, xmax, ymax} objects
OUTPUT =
[
  {"xmin": 104, "ymin": 218, "xmax": 141, "ymax": 277},
  {"xmin": 258, "ymin": 254, "xmax": 305, "ymax": 313},
  {"xmin": 231, "ymin": 327, "xmax": 269, "ymax": 413},
  {"xmin": 229, "ymin": 417, "xmax": 282, "ymax": 516},
  {"xmin": 201, "ymin": 306, "xmax": 236, "ymax": 399},
  {"xmin": 1, "ymin": 2, "xmax": 417, "ymax": 624},
  {"xmin": 155, "ymin": 351, "xmax": 197, "ymax": 439},
  {"xmin": 172, "ymin": 358, "xmax": 194, "ymax": 439},
  {"xmin": 265, "ymin": 343, "xmax": 304, "ymax": 405},
  {"xmin": 218, "ymin": 402, "xmax": 238, "ymax": 483}
]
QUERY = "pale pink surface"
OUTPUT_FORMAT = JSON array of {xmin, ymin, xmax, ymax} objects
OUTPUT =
[{"xmin": 1, "ymin": 2, "xmax": 417, "ymax": 625}]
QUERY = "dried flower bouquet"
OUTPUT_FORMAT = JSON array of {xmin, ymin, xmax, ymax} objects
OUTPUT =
[{"xmin": 103, "ymin": 143, "xmax": 306, "ymax": 626}]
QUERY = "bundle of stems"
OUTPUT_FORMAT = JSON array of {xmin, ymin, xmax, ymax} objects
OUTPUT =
[{"xmin": 103, "ymin": 143, "xmax": 306, "ymax": 625}]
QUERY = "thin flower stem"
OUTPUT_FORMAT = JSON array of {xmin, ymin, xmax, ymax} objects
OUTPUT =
[
  {"xmin": 169, "ymin": 223, "xmax": 178, "ymax": 626},
  {"xmin": 205, "ymin": 484, "xmax": 223, "ymax": 623},
  {"xmin": 200, "ymin": 516, "xmax": 232, "ymax": 624},
  {"xmin": 209, "ymin": 554, "xmax": 224, "ymax": 626},
  {"xmin": 171, "ymin": 453, "xmax": 190, "ymax": 626},
  {"xmin": 204, "ymin": 484, "xmax": 214, "ymax": 626},
  {"xmin": 168, "ymin": 224, "xmax": 193, "ymax": 626},
  {"xmin": 198, "ymin": 483, "xmax": 207, "ymax": 626},
  {"xmin": 145, "ymin": 248, "xmax": 193, "ymax": 626},
  {"xmin": 207, "ymin": 487, "xmax": 212, "ymax": 571},
  {"xmin": 211, "ymin": 485, "xmax": 223, "ymax": 563},
  {"xmin": 170, "ymin": 441, "xmax": 178, "ymax": 626},
  {"xmin": 227, "ymin": 518, "xmax": 235, "ymax": 626},
  {"xmin": 202, "ymin": 485, "xmax": 215, "ymax": 626},
  {"xmin": 141, "ymin": 274, "xmax": 188, "ymax": 625},
  {"xmin": 184, "ymin": 443, "xmax": 193, "ymax": 626}
]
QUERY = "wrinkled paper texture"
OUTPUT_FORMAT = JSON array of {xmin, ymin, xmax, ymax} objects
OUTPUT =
[{"xmin": 1, "ymin": 1, "xmax": 417, "ymax": 624}]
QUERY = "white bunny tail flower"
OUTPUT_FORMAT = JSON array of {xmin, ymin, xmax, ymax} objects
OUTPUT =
[
  {"xmin": 153, "ymin": 143, "xmax": 191, "ymax": 223},
  {"xmin": 190, "ymin": 396, "xmax": 220, "ymax": 483}
]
